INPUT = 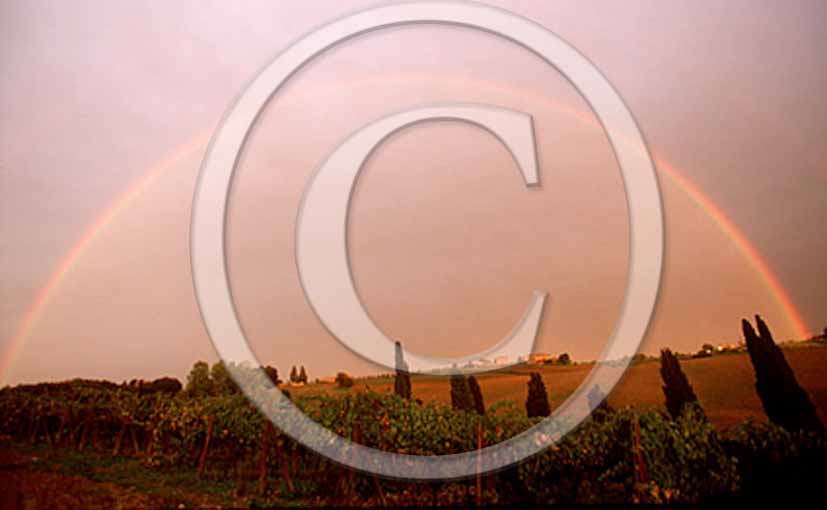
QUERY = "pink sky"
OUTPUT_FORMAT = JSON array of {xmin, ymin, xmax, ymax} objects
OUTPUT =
[{"xmin": 1, "ymin": 0, "xmax": 826, "ymax": 385}]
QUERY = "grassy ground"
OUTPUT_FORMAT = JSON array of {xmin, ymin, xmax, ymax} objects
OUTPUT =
[
  {"xmin": 292, "ymin": 344, "xmax": 827, "ymax": 428},
  {"xmin": 0, "ymin": 442, "xmax": 299, "ymax": 509}
]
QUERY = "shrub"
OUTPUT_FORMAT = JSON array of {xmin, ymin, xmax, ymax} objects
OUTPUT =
[
  {"xmin": 722, "ymin": 419, "xmax": 827, "ymax": 503},
  {"xmin": 262, "ymin": 365, "xmax": 281, "ymax": 386},
  {"xmin": 143, "ymin": 377, "xmax": 182, "ymax": 395},
  {"xmin": 526, "ymin": 372, "xmax": 550, "ymax": 418},
  {"xmin": 517, "ymin": 406, "xmax": 738, "ymax": 505},
  {"xmin": 335, "ymin": 372, "xmax": 354, "ymax": 388}
]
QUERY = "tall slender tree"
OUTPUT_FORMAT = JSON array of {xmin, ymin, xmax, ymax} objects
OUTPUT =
[
  {"xmin": 450, "ymin": 375, "xmax": 475, "ymax": 413},
  {"xmin": 393, "ymin": 341, "xmax": 412, "ymax": 400},
  {"xmin": 660, "ymin": 349, "xmax": 704, "ymax": 420},
  {"xmin": 467, "ymin": 375, "xmax": 485, "ymax": 415},
  {"xmin": 587, "ymin": 384, "xmax": 614, "ymax": 418},
  {"xmin": 298, "ymin": 366, "xmax": 308, "ymax": 384},
  {"xmin": 742, "ymin": 315, "xmax": 823, "ymax": 432},
  {"xmin": 289, "ymin": 365, "xmax": 298, "ymax": 384},
  {"xmin": 525, "ymin": 372, "xmax": 551, "ymax": 418}
]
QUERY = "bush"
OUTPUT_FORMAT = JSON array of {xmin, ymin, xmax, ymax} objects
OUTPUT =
[
  {"xmin": 143, "ymin": 377, "xmax": 182, "ymax": 395},
  {"xmin": 262, "ymin": 365, "xmax": 281, "ymax": 386},
  {"xmin": 722, "ymin": 419, "xmax": 827, "ymax": 503},
  {"xmin": 517, "ymin": 405, "xmax": 738, "ymax": 505},
  {"xmin": 335, "ymin": 372, "xmax": 354, "ymax": 388}
]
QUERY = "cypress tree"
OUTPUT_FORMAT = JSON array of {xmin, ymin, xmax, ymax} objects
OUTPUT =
[
  {"xmin": 289, "ymin": 365, "xmax": 298, "ymax": 383},
  {"xmin": 450, "ymin": 375, "xmax": 475, "ymax": 413},
  {"xmin": 660, "ymin": 348, "xmax": 704, "ymax": 420},
  {"xmin": 393, "ymin": 341, "xmax": 412, "ymax": 400},
  {"xmin": 262, "ymin": 365, "xmax": 281, "ymax": 386},
  {"xmin": 587, "ymin": 384, "xmax": 614, "ymax": 418},
  {"xmin": 298, "ymin": 365, "xmax": 308, "ymax": 384},
  {"xmin": 742, "ymin": 315, "xmax": 823, "ymax": 432},
  {"xmin": 468, "ymin": 375, "xmax": 485, "ymax": 415},
  {"xmin": 525, "ymin": 372, "xmax": 551, "ymax": 418}
]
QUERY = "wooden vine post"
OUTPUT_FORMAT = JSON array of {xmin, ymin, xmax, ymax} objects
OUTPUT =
[
  {"xmin": 348, "ymin": 421, "xmax": 359, "ymax": 505},
  {"xmin": 632, "ymin": 415, "xmax": 649, "ymax": 502},
  {"xmin": 113, "ymin": 420, "xmax": 127, "ymax": 456},
  {"xmin": 54, "ymin": 410, "xmax": 67, "ymax": 446},
  {"xmin": 77, "ymin": 418, "xmax": 91, "ymax": 451},
  {"xmin": 129, "ymin": 425, "xmax": 140, "ymax": 456},
  {"xmin": 275, "ymin": 434, "xmax": 295, "ymax": 493},
  {"xmin": 198, "ymin": 415, "xmax": 215, "ymax": 478},
  {"xmin": 476, "ymin": 418, "xmax": 483, "ymax": 507},
  {"xmin": 258, "ymin": 420, "xmax": 273, "ymax": 495}
]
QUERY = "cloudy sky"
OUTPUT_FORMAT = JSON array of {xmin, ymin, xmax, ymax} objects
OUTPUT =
[{"xmin": 1, "ymin": 0, "xmax": 825, "ymax": 385}]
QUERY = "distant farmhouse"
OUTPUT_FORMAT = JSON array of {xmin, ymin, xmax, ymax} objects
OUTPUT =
[{"xmin": 529, "ymin": 352, "xmax": 554, "ymax": 364}]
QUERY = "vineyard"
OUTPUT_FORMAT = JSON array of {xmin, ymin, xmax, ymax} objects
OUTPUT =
[{"xmin": 1, "ymin": 375, "xmax": 825, "ymax": 506}]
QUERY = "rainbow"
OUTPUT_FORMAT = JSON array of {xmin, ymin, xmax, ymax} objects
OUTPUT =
[
  {"xmin": 0, "ymin": 76, "xmax": 809, "ymax": 386},
  {"xmin": 0, "ymin": 132, "xmax": 211, "ymax": 386}
]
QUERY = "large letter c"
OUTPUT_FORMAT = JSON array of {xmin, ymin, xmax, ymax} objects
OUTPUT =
[{"xmin": 296, "ymin": 104, "xmax": 547, "ymax": 374}]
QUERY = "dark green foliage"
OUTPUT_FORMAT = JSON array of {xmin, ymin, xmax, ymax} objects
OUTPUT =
[
  {"xmin": 742, "ymin": 315, "xmax": 823, "ymax": 433},
  {"xmin": 298, "ymin": 366, "xmax": 308, "ymax": 384},
  {"xmin": 1, "ymin": 377, "xmax": 824, "ymax": 505},
  {"xmin": 210, "ymin": 361, "xmax": 238, "ymax": 395},
  {"xmin": 557, "ymin": 353, "xmax": 571, "ymax": 365},
  {"xmin": 393, "ymin": 341, "xmax": 412, "ymax": 400},
  {"xmin": 142, "ymin": 377, "xmax": 182, "ymax": 395},
  {"xmin": 660, "ymin": 348, "xmax": 704, "ymax": 420},
  {"xmin": 516, "ymin": 405, "xmax": 738, "ymax": 505},
  {"xmin": 467, "ymin": 375, "xmax": 485, "ymax": 415},
  {"xmin": 449, "ymin": 375, "xmax": 475, "ymax": 413},
  {"xmin": 289, "ymin": 366, "xmax": 298, "ymax": 383},
  {"xmin": 393, "ymin": 371, "xmax": 411, "ymax": 400},
  {"xmin": 262, "ymin": 365, "xmax": 280, "ymax": 386},
  {"xmin": 335, "ymin": 372, "xmax": 354, "ymax": 388},
  {"xmin": 185, "ymin": 361, "xmax": 212, "ymax": 397},
  {"xmin": 722, "ymin": 419, "xmax": 827, "ymax": 504},
  {"xmin": 525, "ymin": 372, "xmax": 550, "ymax": 418}
]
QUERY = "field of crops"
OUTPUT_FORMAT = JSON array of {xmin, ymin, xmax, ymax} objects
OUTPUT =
[
  {"xmin": 293, "ymin": 345, "xmax": 827, "ymax": 428},
  {"xmin": 1, "ymin": 345, "xmax": 825, "ymax": 506}
]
